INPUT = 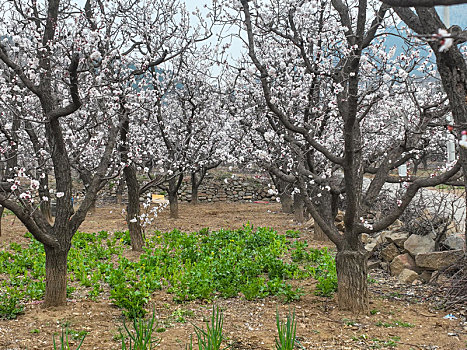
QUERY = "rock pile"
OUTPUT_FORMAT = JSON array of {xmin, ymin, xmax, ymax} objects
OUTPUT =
[{"xmin": 363, "ymin": 220, "xmax": 465, "ymax": 284}]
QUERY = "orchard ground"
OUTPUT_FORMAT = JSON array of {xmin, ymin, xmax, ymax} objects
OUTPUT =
[{"xmin": 0, "ymin": 202, "xmax": 465, "ymax": 349}]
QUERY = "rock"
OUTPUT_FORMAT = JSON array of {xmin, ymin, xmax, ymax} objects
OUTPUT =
[
  {"xmin": 398, "ymin": 269, "xmax": 419, "ymax": 284},
  {"xmin": 385, "ymin": 231, "xmax": 409, "ymax": 248},
  {"xmin": 305, "ymin": 218, "xmax": 314, "ymax": 229},
  {"xmin": 381, "ymin": 243, "xmax": 400, "ymax": 262},
  {"xmin": 360, "ymin": 233, "xmax": 371, "ymax": 244},
  {"xmin": 415, "ymin": 250, "xmax": 464, "ymax": 270},
  {"xmin": 335, "ymin": 211, "xmax": 344, "ymax": 222},
  {"xmin": 374, "ymin": 231, "xmax": 390, "ymax": 245},
  {"xmin": 443, "ymin": 234, "xmax": 465, "ymax": 251},
  {"xmin": 419, "ymin": 271, "xmax": 432, "ymax": 283},
  {"xmin": 365, "ymin": 242, "xmax": 378, "ymax": 253},
  {"xmin": 380, "ymin": 262, "xmax": 389, "ymax": 272},
  {"xmin": 412, "ymin": 279, "xmax": 423, "ymax": 286},
  {"xmin": 388, "ymin": 219, "xmax": 403, "ymax": 232},
  {"xmin": 390, "ymin": 253, "xmax": 417, "ymax": 276},
  {"xmin": 404, "ymin": 234, "xmax": 435, "ymax": 256},
  {"xmin": 367, "ymin": 260, "xmax": 380, "ymax": 271}
]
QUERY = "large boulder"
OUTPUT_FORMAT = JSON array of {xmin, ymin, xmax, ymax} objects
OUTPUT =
[
  {"xmin": 385, "ymin": 231, "xmax": 409, "ymax": 248},
  {"xmin": 381, "ymin": 243, "xmax": 400, "ymax": 262},
  {"xmin": 390, "ymin": 253, "xmax": 417, "ymax": 276},
  {"xmin": 398, "ymin": 269, "xmax": 419, "ymax": 284},
  {"xmin": 415, "ymin": 250, "xmax": 464, "ymax": 270},
  {"xmin": 404, "ymin": 234, "xmax": 435, "ymax": 256}
]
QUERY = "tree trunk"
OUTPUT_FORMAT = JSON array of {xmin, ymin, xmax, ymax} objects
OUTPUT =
[
  {"xmin": 168, "ymin": 177, "xmax": 180, "ymax": 219},
  {"xmin": 116, "ymin": 177, "xmax": 124, "ymax": 205},
  {"xmin": 293, "ymin": 193, "xmax": 306, "ymax": 223},
  {"xmin": 313, "ymin": 222, "xmax": 329, "ymax": 242},
  {"xmin": 124, "ymin": 165, "xmax": 144, "ymax": 251},
  {"xmin": 41, "ymin": 201, "xmax": 53, "ymax": 224},
  {"xmin": 43, "ymin": 246, "xmax": 69, "ymax": 307},
  {"xmin": 168, "ymin": 191, "xmax": 179, "ymax": 218},
  {"xmin": 280, "ymin": 191, "xmax": 293, "ymax": 213},
  {"xmin": 191, "ymin": 173, "xmax": 199, "ymax": 205},
  {"xmin": 336, "ymin": 249, "xmax": 369, "ymax": 313},
  {"xmin": 0, "ymin": 206, "xmax": 3, "ymax": 237}
]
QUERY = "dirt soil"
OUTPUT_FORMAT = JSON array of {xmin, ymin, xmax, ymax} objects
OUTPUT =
[{"xmin": 0, "ymin": 202, "xmax": 466, "ymax": 350}]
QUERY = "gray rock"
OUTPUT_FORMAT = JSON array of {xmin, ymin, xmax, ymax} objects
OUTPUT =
[
  {"xmin": 419, "ymin": 271, "xmax": 432, "ymax": 283},
  {"xmin": 365, "ymin": 242, "xmax": 378, "ymax": 253},
  {"xmin": 443, "ymin": 234, "xmax": 465, "ymax": 251},
  {"xmin": 381, "ymin": 243, "xmax": 400, "ymax": 262},
  {"xmin": 390, "ymin": 253, "xmax": 417, "ymax": 276},
  {"xmin": 385, "ymin": 231, "xmax": 409, "ymax": 248},
  {"xmin": 415, "ymin": 250, "xmax": 464, "ymax": 270},
  {"xmin": 398, "ymin": 269, "xmax": 419, "ymax": 284},
  {"xmin": 404, "ymin": 234, "xmax": 435, "ymax": 256}
]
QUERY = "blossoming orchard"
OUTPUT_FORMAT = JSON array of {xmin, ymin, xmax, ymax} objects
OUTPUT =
[{"xmin": 0, "ymin": 0, "xmax": 466, "ymax": 319}]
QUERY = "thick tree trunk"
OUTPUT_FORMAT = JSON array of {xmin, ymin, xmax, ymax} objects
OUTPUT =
[
  {"xmin": 168, "ymin": 191, "xmax": 179, "ymax": 218},
  {"xmin": 124, "ymin": 165, "xmax": 144, "ymax": 251},
  {"xmin": 280, "ymin": 191, "xmax": 293, "ymax": 213},
  {"xmin": 336, "ymin": 249, "xmax": 369, "ymax": 313},
  {"xmin": 43, "ymin": 246, "xmax": 69, "ymax": 307},
  {"xmin": 293, "ymin": 193, "xmax": 306, "ymax": 223},
  {"xmin": 168, "ymin": 177, "xmax": 180, "ymax": 219},
  {"xmin": 191, "ymin": 173, "xmax": 199, "ymax": 205}
]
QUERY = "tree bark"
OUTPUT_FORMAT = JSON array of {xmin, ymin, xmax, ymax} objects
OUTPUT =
[
  {"xmin": 116, "ymin": 177, "xmax": 124, "ymax": 205},
  {"xmin": 41, "ymin": 201, "xmax": 53, "ymax": 224},
  {"xmin": 191, "ymin": 172, "xmax": 199, "ymax": 205},
  {"xmin": 280, "ymin": 190, "xmax": 293, "ymax": 213},
  {"xmin": 0, "ymin": 206, "xmax": 3, "ymax": 237},
  {"xmin": 43, "ymin": 246, "xmax": 69, "ymax": 307},
  {"xmin": 313, "ymin": 222, "xmax": 329, "ymax": 241},
  {"xmin": 125, "ymin": 165, "xmax": 144, "ymax": 251},
  {"xmin": 293, "ymin": 192, "xmax": 307, "ymax": 223},
  {"xmin": 168, "ymin": 190, "xmax": 179, "ymax": 219},
  {"xmin": 336, "ymin": 250, "xmax": 369, "ymax": 313}
]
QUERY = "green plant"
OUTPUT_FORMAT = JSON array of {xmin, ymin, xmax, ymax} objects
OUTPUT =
[
  {"xmin": 186, "ymin": 306, "xmax": 228, "ymax": 350},
  {"xmin": 375, "ymin": 320, "xmax": 414, "ymax": 328},
  {"xmin": 0, "ymin": 288, "xmax": 24, "ymax": 319},
  {"xmin": 120, "ymin": 308, "xmax": 160, "ymax": 350},
  {"xmin": 275, "ymin": 309, "xmax": 300, "ymax": 350},
  {"xmin": 171, "ymin": 308, "xmax": 194, "ymax": 323},
  {"xmin": 53, "ymin": 325, "xmax": 86, "ymax": 350}
]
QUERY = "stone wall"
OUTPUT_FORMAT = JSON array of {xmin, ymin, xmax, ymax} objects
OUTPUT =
[
  {"xmin": 177, "ymin": 173, "xmax": 277, "ymax": 203},
  {"xmin": 98, "ymin": 172, "xmax": 278, "ymax": 204}
]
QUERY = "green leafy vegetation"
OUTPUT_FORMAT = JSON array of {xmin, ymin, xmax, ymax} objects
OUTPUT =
[
  {"xmin": 0, "ymin": 226, "xmax": 341, "ymax": 319},
  {"xmin": 375, "ymin": 320, "xmax": 415, "ymax": 328}
]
